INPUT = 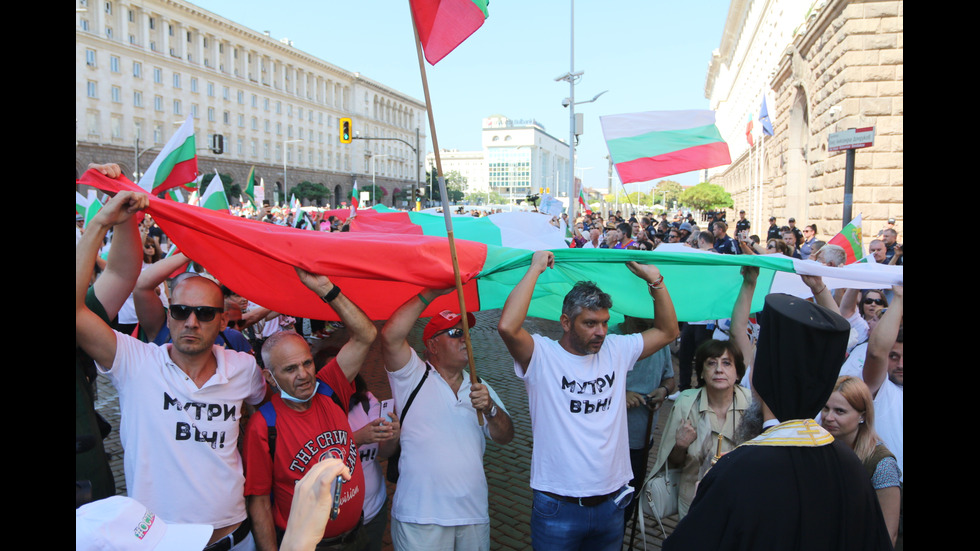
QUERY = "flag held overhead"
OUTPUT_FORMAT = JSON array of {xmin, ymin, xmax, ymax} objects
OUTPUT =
[
  {"xmin": 411, "ymin": 0, "xmax": 489, "ymax": 65},
  {"xmin": 600, "ymin": 110, "xmax": 731, "ymax": 184}
]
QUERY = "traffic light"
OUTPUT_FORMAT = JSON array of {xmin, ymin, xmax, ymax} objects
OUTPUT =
[
  {"xmin": 339, "ymin": 118, "xmax": 352, "ymax": 144},
  {"xmin": 211, "ymin": 134, "xmax": 224, "ymax": 154}
]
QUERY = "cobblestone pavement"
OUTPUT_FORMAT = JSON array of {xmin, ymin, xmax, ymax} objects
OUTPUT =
[{"xmin": 95, "ymin": 309, "xmax": 681, "ymax": 550}]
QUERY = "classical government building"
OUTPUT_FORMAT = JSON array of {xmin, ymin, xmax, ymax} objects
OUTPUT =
[
  {"xmin": 76, "ymin": 0, "xmax": 427, "ymax": 208},
  {"xmin": 705, "ymin": 0, "xmax": 902, "ymax": 246}
]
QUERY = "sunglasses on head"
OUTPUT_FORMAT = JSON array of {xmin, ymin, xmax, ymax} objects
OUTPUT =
[
  {"xmin": 863, "ymin": 298, "xmax": 885, "ymax": 306},
  {"xmin": 169, "ymin": 304, "xmax": 222, "ymax": 322},
  {"xmin": 434, "ymin": 327, "xmax": 464, "ymax": 339}
]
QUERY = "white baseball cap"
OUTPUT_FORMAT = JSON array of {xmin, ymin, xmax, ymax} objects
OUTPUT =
[{"xmin": 76, "ymin": 496, "xmax": 212, "ymax": 551}]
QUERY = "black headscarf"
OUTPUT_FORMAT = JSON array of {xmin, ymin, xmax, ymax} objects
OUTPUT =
[{"xmin": 753, "ymin": 293, "xmax": 850, "ymax": 421}]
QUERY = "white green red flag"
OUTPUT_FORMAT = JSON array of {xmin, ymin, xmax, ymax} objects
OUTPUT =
[
  {"xmin": 199, "ymin": 171, "xmax": 230, "ymax": 212},
  {"xmin": 137, "ymin": 117, "xmax": 198, "ymax": 195},
  {"xmin": 80, "ymin": 170, "xmax": 904, "ymax": 324},
  {"xmin": 167, "ymin": 188, "xmax": 185, "ymax": 203},
  {"xmin": 411, "ymin": 0, "xmax": 489, "ymax": 65},
  {"xmin": 828, "ymin": 214, "xmax": 864, "ymax": 264},
  {"xmin": 600, "ymin": 110, "xmax": 731, "ymax": 183},
  {"xmin": 578, "ymin": 189, "xmax": 592, "ymax": 215},
  {"xmin": 350, "ymin": 180, "xmax": 359, "ymax": 218},
  {"xmin": 244, "ymin": 166, "xmax": 257, "ymax": 203}
]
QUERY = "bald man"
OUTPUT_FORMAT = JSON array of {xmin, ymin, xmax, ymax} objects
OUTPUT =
[{"xmin": 76, "ymin": 190, "xmax": 269, "ymax": 550}]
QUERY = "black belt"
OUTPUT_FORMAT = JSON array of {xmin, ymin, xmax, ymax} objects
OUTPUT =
[
  {"xmin": 203, "ymin": 518, "xmax": 252, "ymax": 551},
  {"xmin": 543, "ymin": 490, "xmax": 618, "ymax": 507},
  {"xmin": 313, "ymin": 515, "xmax": 362, "ymax": 550}
]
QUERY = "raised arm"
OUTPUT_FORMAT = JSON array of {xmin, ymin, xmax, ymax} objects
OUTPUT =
[
  {"xmin": 626, "ymin": 262, "xmax": 680, "ymax": 360},
  {"xmin": 864, "ymin": 285, "xmax": 902, "ymax": 396},
  {"xmin": 87, "ymin": 164, "xmax": 143, "ymax": 318},
  {"xmin": 380, "ymin": 287, "xmax": 453, "ymax": 372},
  {"xmin": 839, "ymin": 288, "xmax": 860, "ymax": 319},
  {"xmin": 76, "ymin": 191, "xmax": 150, "ymax": 368},
  {"xmin": 133, "ymin": 252, "xmax": 189, "ymax": 341},
  {"xmin": 801, "ymin": 275, "xmax": 841, "ymax": 315},
  {"xmin": 295, "ymin": 267, "xmax": 377, "ymax": 382},
  {"xmin": 731, "ymin": 266, "xmax": 758, "ymax": 367},
  {"xmin": 497, "ymin": 250, "xmax": 554, "ymax": 374}
]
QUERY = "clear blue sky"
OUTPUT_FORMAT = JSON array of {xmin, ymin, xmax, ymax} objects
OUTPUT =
[{"xmin": 192, "ymin": 0, "xmax": 731, "ymax": 194}]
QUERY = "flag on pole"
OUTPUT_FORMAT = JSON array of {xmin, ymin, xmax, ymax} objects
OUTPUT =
[
  {"xmin": 600, "ymin": 110, "xmax": 731, "ymax": 184},
  {"xmin": 350, "ymin": 180, "xmax": 359, "ymax": 218},
  {"xmin": 745, "ymin": 114, "xmax": 755, "ymax": 147},
  {"xmin": 759, "ymin": 97, "xmax": 774, "ymax": 137},
  {"xmin": 137, "ymin": 117, "xmax": 199, "ymax": 195},
  {"xmin": 199, "ymin": 171, "xmax": 230, "ymax": 212},
  {"xmin": 292, "ymin": 196, "xmax": 309, "ymax": 229},
  {"xmin": 411, "ymin": 0, "xmax": 489, "ymax": 65},
  {"xmin": 83, "ymin": 196, "xmax": 104, "ymax": 229},
  {"xmin": 244, "ymin": 166, "xmax": 257, "ymax": 203},
  {"xmin": 76, "ymin": 191, "xmax": 92, "ymax": 217},
  {"xmin": 828, "ymin": 214, "xmax": 864, "ymax": 264},
  {"xmin": 578, "ymin": 188, "xmax": 592, "ymax": 215}
]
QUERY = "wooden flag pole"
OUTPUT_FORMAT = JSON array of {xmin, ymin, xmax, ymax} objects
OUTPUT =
[{"xmin": 411, "ymin": 13, "xmax": 483, "ymax": 425}]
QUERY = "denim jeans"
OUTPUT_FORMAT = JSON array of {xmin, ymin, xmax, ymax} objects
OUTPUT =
[{"xmin": 530, "ymin": 489, "xmax": 627, "ymax": 551}]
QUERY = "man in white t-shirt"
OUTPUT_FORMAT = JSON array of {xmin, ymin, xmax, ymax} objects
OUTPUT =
[
  {"xmin": 497, "ymin": 251, "xmax": 679, "ymax": 550},
  {"xmin": 76, "ymin": 190, "xmax": 270, "ymax": 551},
  {"xmin": 864, "ymin": 285, "xmax": 903, "ymax": 482},
  {"xmin": 380, "ymin": 289, "xmax": 514, "ymax": 550}
]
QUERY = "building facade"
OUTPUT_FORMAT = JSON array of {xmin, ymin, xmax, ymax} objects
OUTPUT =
[
  {"xmin": 481, "ymin": 115, "xmax": 569, "ymax": 205},
  {"xmin": 76, "ymin": 0, "xmax": 426, "ymax": 208},
  {"xmin": 705, "ymin": 0, "xmax": 902, "ymax": 246}
]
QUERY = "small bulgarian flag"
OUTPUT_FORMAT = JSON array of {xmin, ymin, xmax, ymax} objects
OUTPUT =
[
  {"xmin": 350, "ymin": 180, "xmax": 359, "ymax": 218},
  {"xmin": 137, "ymin": 117, "xmax": 199, "ymax": 195},
  {"xmin": 578, "ymin": 188, "xmax": 592, "ymax": 215},
  {"xmin": 244, "ymin": 166, "xmax": 257, "ymax": 203},
  {"xmin": 199, "ymin": 171, "xmax": 230, "ymax": 212},
  {"xmin": 600, "ymin": 110, "xmax": 731, "ymax": 183},
  {"xmin": 83, "ymin": 196, "xmax": 104, "ymax": 229},
  {"xmin": 828, "ymin": 213, "xmax": 864, "ymax": 264},
  {"xmin": 411, "ymin": 0, "xmax": 489, "ymax": 65},
  {"xmin": 166, "ymin": 188, "xmax": 185, "ymax": 203}
]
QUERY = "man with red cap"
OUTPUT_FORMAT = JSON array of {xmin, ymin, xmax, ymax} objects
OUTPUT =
[{"xmin": 380, "ymin": 289, "xmax": 514, "ymax": 551}]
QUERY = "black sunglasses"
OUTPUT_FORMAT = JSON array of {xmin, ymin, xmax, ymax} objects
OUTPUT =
[
  {"xmin": 434, "ymin": 328, "xmax": 464, "ymax": 339},
  {"xmin": 169, "ymin": 304, "xmax": 222, "ymax": 322},
  {"xmin": 863, "ymin": 298, "xmax": 885, "ymax": 306}
]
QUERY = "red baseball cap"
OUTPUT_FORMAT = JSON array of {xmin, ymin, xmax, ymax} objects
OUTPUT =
[{"xmin": 423, "ymin": 310, "xmax": 476, "ymax": 342}]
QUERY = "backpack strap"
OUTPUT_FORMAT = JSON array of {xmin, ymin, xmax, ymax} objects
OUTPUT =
[
  {"xmin": 263, "ymin": 382, "xmax": 339, "ymax": 460},
  {"xmin": 400, "ymin": 364, "xmax": 431, "ymax": 423}
]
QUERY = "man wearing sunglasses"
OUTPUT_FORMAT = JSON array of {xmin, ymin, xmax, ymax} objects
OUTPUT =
[
  {"xmin": 380, "ymin": 291, "xmax": 514, "ymax": 551},
  {"xmin": 77, "ymin": 190, "xmax": 269, "ymax": 550},
  {"xmin": 498, "ymin": 251, "xmax": 679, "ymax": 550}
]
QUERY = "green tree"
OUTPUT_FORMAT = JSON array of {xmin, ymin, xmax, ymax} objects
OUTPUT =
[
  {"xmin": 464, "ymin": 188, "xmax": 506, "ymax": 205},
  {"xmin": 652, "ymin": 180, "xmax": 683, "ymax": 206},
  {"xmin": 427, "ymin": 170, "xmax": 465, "ymax": 204},
  {"xmin": 292, "ymin": 181, "xmax": 330, "ymax": 206},
  {"xmin": 678, "ymin": 182, "xmax": 733, "ymax": 211},
  {"xmin": 217, "ymin": 173, "xmax": 242, "ymax": 203}
]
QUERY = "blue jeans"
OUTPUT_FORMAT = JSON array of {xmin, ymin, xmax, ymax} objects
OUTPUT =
[{"xmin": 530, "ymin": 490, "xmax": 627, "ymax": 551}]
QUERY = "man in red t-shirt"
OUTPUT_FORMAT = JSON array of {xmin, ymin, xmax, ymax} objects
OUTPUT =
[{"xmin": 243, "ymin": 268, "xmax": 380, "ymax": 550}]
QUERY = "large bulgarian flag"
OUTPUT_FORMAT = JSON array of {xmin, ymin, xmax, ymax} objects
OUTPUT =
[
  {"xmin": 828, "ymin": 214, "xmax": 864, "ymax": 264},
  {"xmin": 411, "ymin": 0, "xmax": 489, "ymax": 65},
  {"xmin": 137, "ymin": 117, "xmax": 199, "ymax": 195},
  {"xmin": 600, "ymin": 110, "xmax": 731, "ymax": 183},
  {"xmin": 79, "ymin": 169, "xmax": 902, "ymax": 323}
]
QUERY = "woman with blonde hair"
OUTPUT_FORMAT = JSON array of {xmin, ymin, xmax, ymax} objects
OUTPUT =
[{"xmin": 820, "ymin": 376, "xmax": 902, "ymax": 548}]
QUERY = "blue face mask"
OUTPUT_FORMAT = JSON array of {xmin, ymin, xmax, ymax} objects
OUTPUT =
[{"xmin": 270, "ymin": 371, "xmax": 319, "ymax": 403}]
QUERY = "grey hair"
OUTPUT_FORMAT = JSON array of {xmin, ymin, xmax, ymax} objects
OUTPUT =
[
  {"xmin": 260, "ymin": 330, "xmax": 306, "ymax": 372},
  {"xmin": 814, "ymin": 244, "xmax": 846, "ymax": 267},
  {"xmin": 562, "ymin": 281, "xmax": 613, "ymax": 321}
]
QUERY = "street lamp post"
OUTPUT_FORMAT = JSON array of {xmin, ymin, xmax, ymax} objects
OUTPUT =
[
  {"xmin": 282, "ymin": 138, "xmax": 302, "ymax": 205},
  {"xmin": 371, "ymin": 154, "xmax": 389, "ymax": 207}
]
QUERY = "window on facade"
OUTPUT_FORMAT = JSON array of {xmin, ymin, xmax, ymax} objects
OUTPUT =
[
  {"xmin": 173, "ymin": 73, "xmax": 181, "ymax": 88},
  {"xmin": 134, "ymin": 91, "xmax": 143, "ymax": 107},
  {"xmin": 153, "ymin": 67, "xmax": 162, "ymax": 84},
  {"xmin": 208, "ymin": 107, "xmax": 215, "ymax": 122},
  {"xmin": 111, "ymin": 116, "xmax": 122, "ymax": 139},
  {"xmin": 86, "ymin": 49, "xmax": 96, "ymax": 67},
  {"xmin": 149, "ymin": 17, "xmax": 155, "ymax": 30},
  {"xmin": 87, "ymin": 81, "xmax": 98, "ymax": 98},
  {"xmin": 133, "ymin": 61, "xmax": 142, "ymax": 78},
  {"xmin": 173, "ymin": 100, "xmax": 181, "ymax": 115},
  {"xmin": 111, "ymin": 86, "xmax": 121, "ymax": 103},
  {"xmin": 190, "ymin": 78, "xmax": 198, "ymax": 93},
  {"xmin": 110, "ymin": 55, "xmax": 119, "ymax": 73},
  {"xmin": 154, "ymin": 96, "xmax": 163, "ymax": 111}
]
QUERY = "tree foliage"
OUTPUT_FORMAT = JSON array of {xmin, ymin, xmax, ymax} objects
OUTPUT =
[
  {"xmin": 292, "ymin": 181, "xmax": 330, "ymax": 206},
  {"xmin": 678, "ymin": 182, "xmax": 733, "ymax": 211},
  {"xmin": 427, "ymin": 170, "xmax": 466, "ymax": 203}
]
